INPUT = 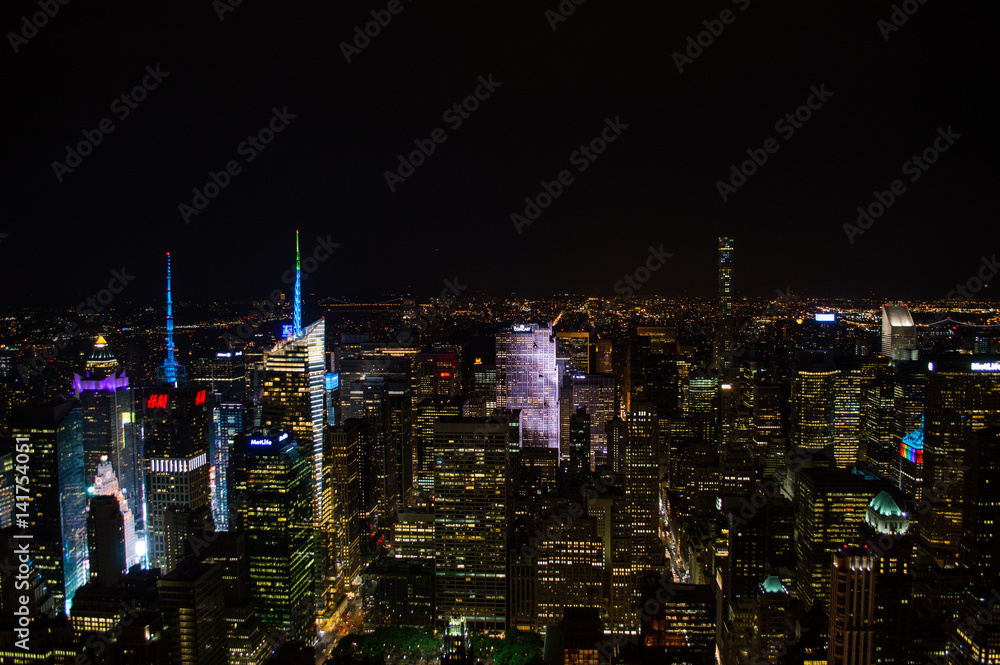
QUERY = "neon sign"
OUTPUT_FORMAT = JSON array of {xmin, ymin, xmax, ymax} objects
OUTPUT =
[
  {"xmin": 195, "ymin": 390, "xmax": 206, "ymax": 405},
  {"xmin": 278, "ymin": 432, "xmax": 289, "ymax": 442},
  {"xmin": 440, "ymin": 372, "xmax": 451, "ymax": 378},
  {"xmin": 815, "ymin": 313, "xmax": 836, "ymax": 322},
  {"xmin": 147, "ymin": 394, "xmax": 168, "ymax": 409},
  {"xmin": 512, "ymin": 324, "xmax": 531, "ymax": 332},
  {"xmin": 971, "ymin": 362, "xmax": 1000, "ymax": 371},
  {"xmin": 249, "ymin": 438, "xmax": 271, "ymax": 446}
]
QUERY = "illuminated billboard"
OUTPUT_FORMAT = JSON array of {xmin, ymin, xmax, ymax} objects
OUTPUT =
[{"xmin": 815, "ymin": 312, "xmax": 836, "ymax": 322}]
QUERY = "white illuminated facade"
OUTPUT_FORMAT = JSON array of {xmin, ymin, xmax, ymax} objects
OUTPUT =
[
  {"xmin": 91, "ymin": 457, "xmax": 139, "ymax": 568},
  {"xmin": 496, "ymin": 323, "xmax": 560, "ymax": 453}
]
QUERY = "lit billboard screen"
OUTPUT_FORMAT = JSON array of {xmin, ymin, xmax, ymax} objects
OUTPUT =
[{"xmin": 815, "ymin": 312, "xmax": 836, "ymax": 322}]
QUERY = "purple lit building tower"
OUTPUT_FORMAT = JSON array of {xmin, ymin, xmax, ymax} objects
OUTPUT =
[
  {"xmin": 496, "ymin": 323, "xmax": 560, "ymax": 454},
  {"xmin": 73, "ymin": 336, "xmax": 144, "ymax": 553}
]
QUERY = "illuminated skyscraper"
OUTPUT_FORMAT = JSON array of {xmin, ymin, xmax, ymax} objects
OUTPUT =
[
  {"xmin": 11, "ymin": 399, "xmax": 87, "ymax": 616},
  {"xmin": 326, "ymin": 422, "xmax": 362, "ymax": 585},
  {"xmin": 881, "ymin": 304, "xmax": 917, "ymax": 364},
  {"xmin": 923, "ymin": 356, "xmax": 1000, "ymax": 553},
  {"xmin": 571, "ymin": 373, "xmax": 616, "ymax": 470},
  {"xmin": 230, "ymin": 428, "xmax": 314, "ymax": 640},
  {"xmin": 90, "ymin": 456, "xmax": 139, "ymax": 569},
  {"xmin": 625, "ymin": 403, "xmax": 662, "ymax": 577},
  {"xmin": 260, "ymin": 317, "xmax": 326, "ymax": 524},
  {"xmin": 433, "ymin": 417, "xmax": 510, "ymax": 629},
  {"xmin": 157, "ymin": 252, "xmax": 187, "ymax": 386},
  {"xmin": 828, "ymin": 548, "xmax": 876, "ymax": 665},
  {"xmin": 211, "ymin": 399, "xmax": 247, "ymax": 532},
  {"xmin": 496, "ymin": 323, "xmax": 560, "ymax": 453},
  {"xmin": 143, "ymin": 385, "xmax": 212, "ymax": 573},
  {"xmin": 794, "ymin": 468, "xmax": 888, "ymax": 612},
  {"xmin": 791, "ymin": 352, "xmax": 837, "ymax": 455},
  {"xmin": 718, "ymin": 236, "xmax": 735, "ymax": 357},
  {"xmin": 73, "ymin": 336, "xmax": 142, "ymax": 532}
]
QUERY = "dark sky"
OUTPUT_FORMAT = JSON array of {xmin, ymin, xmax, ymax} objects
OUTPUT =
[{"xmin": 1, "ymin": 1, "xmax": 994, "ymax": 308}]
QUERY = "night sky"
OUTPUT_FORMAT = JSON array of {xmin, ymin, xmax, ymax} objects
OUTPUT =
[{"xmin": 1, "ymin": 1, "xmax": 994, "ymax": 308}]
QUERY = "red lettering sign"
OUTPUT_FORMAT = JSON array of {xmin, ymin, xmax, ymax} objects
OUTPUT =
[
  {"xmin": 195, "ymin": 390, "xmax": 206, "ymax": 405},
  {"xmin": 147, "ymin": 394, "xmax": 168, "ymax": 409}
]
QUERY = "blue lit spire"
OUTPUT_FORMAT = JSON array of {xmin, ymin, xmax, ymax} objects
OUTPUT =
[
  {"xmin": 293, "ymin": 229, "xmax": 302, "ymax": 338},
  {"xmin": 157, "ymin": 252, "xmax": 186, "ymax": 386}
]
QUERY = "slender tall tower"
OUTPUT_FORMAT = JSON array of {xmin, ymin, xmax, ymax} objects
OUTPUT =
[
  {"xmin": 293, "ymin": 230, "xmax": 302, "ymax": 338},
  {"xmin": 158, "ymin": 252, "xmax": 187, "ymax": 386},
  {"xmin": 718, "ymin": 236, "xmax": 735, "ymax": 357}
]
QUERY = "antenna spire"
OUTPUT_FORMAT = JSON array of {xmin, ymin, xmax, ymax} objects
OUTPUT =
[{"xmin": 293, "ymin": 230, "xmax": 302, "ymax": 337}]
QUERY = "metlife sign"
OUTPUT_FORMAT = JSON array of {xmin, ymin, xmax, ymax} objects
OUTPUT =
[{"xmin": 971, "ymin": 362, "xmax": 1000, "ymax": 372}]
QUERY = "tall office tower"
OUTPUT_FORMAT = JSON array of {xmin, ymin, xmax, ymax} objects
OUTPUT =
[
  {"xmin": 791, "ymin": 352, "xmax": 838, "ymax": 455},
  {"xmin": 259, "ymin": 316, "xmax": 326, "ymax": 525},
  {"xmin": 638, "ymin": 576, "xmax": 716, "ymax": 659},
  {"xmin": 414, "ymin": 396, "xmax": 464, "ymax": 492},
  {"xmin": 496, "ymin": 323, "xmax": 560, "ymax": 453},
  {"xmin": 752, "ymin": 382, "xmax": 782, "ymax": 465},
  {"xmin": 833, "ymin": 362, "xmax": 864, "ymax": 468},
  {"xmin": 191, "ymin": 349, "xmax": 248, "ymax": 402},
  {"xmin": 200, "ymin": 531, "xmax": 272, "ymax": 665},
  {"xmin": 683, "ymin": 376, "xmax": 720, "ymax": 445},
  {"xmin": 794, "ymin": 467, "xmax": 889, "ymax": 613},
  {"xmin": 158, "ymin": 559, "xmax": 227, "ymax": 665},
  {"xmin": 326, "ymin": 423, "xmax": 362, "ymax": 584},
  {"xmin": 960, "ymin": 427, "xmax": 1000, "ymax": 588},
  {"xmin": 0, "ymin": 442, "xmax": 11, "ymax": 530},
  {"xmin": 535, "ymin": 515, "xmax": 604, "ymax": 625},
  {"xmin": 625, "ymin": 403, "xmax": 663, "ymax": 576},
  {"xmin": 717, "ymin": 236, "xmax": 735, "ymax": 357},
  {"xmin": 923, "ymin": 356, "xmax": 1000, "ymax": 554},
  {"xmin": 751, "ymin": 576, "xmax": 792, "ymax": 665},
  {"xmin": 11, "ymin": 399, "xmax": 86, "ymax": 616},
  {"xmin": 143, "ymin": 385, "xmax": 211, "ymax": 573},
  {"xmin": 881, "ymin": 304, "xmax": 918, "ymax": 364},
  {"xmin": 74, "ymin": 337, "xmax": 137, "ymax": 487},
  {"xmin": 230, "ymin": 428, "xmax": 314, "ymax": 639},
  {"xmin": 433, "ymin": 417, "xmax": 510, "ymax": 629},
  {"xmin": 861, "ymin": 380, "xmax": 896, "ymax": 481},
  {"xmin": 556, "ymin": 331, "xmax": 591, "ymax": 373},
  {"xmin": 416, "ymin": 351, "xmax": 459, "ymax": 400},
  {"xmin": 86, "ymin": 495, "xmax": 127, "ymax": 587},
  {"xmin": 568, "ymin": 408, "xmax": 591, "ymax": 472},
  {"xmin": 211, "ymin": 399, "xmax": 247, "ymax": 532},
  {"xmin": 469, "ymin": 358, "xmax": 498, "ymax": 410},
  {"xmin": 892, "ymin": 360, "xmax": 926, "ymax": 442},
  {"xmin": 91, "ymin": 457, "xmax": 139, "ymax": 568},
  {"xmin": 571, "ymin": 373, "xmax": 616, "ymax": 469},
  {"xmin": 949, "ymin": 590, "xmax": 1000, "ymax": 665},
  {"xmin": 897, "ymin": 417, "xmax": 924, "ymax": 499},
  {"xmin": 859, "ymin": 491, "xmax": 913, "ymax": 665},
  {"xmin": 595, "ymin": 338, "xmax": 613, "ymax": 374},
  {"xmin": 157, "ymin": 252, "xmax": 188, "ymax": 386},
  {"xmin": 393, "ymin": 507, "xmax": 435, "ymax": 560},
  {"xmin": 828, "ymin": 548, "xmax": 877, "ymax": 665}
]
